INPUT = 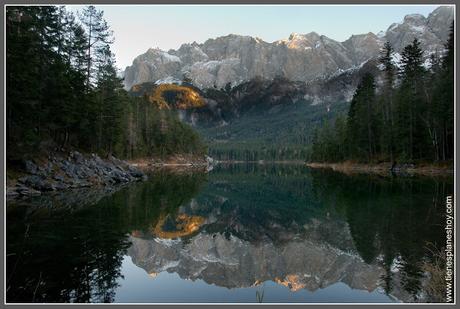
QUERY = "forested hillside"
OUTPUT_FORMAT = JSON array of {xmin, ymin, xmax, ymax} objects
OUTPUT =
[
  {"xmin": 8, "ymin": 6, "xmax": 453, "ymax": 165},
  {"xmin": 310, "ymin": 26, "xmax": 454, "ymax": 164},
  {"xmin": 6, "ymin": 6, "xmax": 206, "ymax": 161},
  {"xmin": 129, "ymin": 77, "xmax": 351, "ymax": 161}
]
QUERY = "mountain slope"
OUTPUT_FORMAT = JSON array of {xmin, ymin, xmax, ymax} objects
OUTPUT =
[
  {"xmin": 129, "ymin": 75, "xmax": 352, "ymax": 160},
  {"xmin": 123, "ymin": 6, "xmax": 453, "ymax": 90}
]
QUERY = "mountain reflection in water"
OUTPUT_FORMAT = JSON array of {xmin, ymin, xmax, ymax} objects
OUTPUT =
[{"xmin": 6, "ymin": 164, "xmax": 452, "ymax": 303}]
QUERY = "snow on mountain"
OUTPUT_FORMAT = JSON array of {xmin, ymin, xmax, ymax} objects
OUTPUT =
[
  {"xmin": 123, "ymin": 6, "xmax": 453, "ymax": 90},
  {"xmin": 391, "ymin": 52, "xmax": 403, "ymax": 67},
  {"xmin": 160, "ymin": 51, "xmax": 181, "ymax": 63},
  {"xmin": 154, "ymin": 76, "xmax": 183, "ymax": 85}
]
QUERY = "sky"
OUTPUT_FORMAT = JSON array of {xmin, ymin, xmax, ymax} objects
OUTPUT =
[{"xmin": 68, "ymin": 5, "xmax": 443, "ymax": 70}]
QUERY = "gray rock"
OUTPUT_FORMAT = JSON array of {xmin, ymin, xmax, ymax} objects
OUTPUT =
[
  {"xmin": 9, "ymin": 151, "xmax": 146, "ymax": 199},
  {"xmin": 24, "ymin": 160, "xmax": 39, "ymax": 175},
  {"xmin": 71, "ymin": 151, "xmax": 85, "ymax": 164},
  {"xmin": 53, "ymin": 175, "xmax": 65, "ymax": 182},
  {"xmin": 128, "ymin": 166, "xmax": 144, "ymax": 178},
  {"xmin": 123, "ymin": 7, "xmax": 453, "ymax": 90},
  {"xmin": 6, "ymin": 187, "xmax": 20, "ymax": 197},
  {"xmin": 54, "ymin": 182, "xmax": 70, "ymax": 190},
  {"xmin": 21, "ymin": 175, "xmax": 45, "ymax": 189},
  {"xmin": 16, "ymin": 185, "xmax": 41, "ymax": 196},
  {"xmin": 70, "ymin": 180, "xmax": 91, "ymax": 188},
  {"xmin": 41, "ymin": 181, "xmax": 57, "ymax": 191}
]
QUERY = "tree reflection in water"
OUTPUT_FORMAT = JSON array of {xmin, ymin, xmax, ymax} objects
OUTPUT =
[{"xmin": 6, "ymin": 164, "xmax": 452, "ymax": 303}]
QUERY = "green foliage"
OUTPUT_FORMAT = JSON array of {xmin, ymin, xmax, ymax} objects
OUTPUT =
[
  {"xmin": 201, "ymin": 100, "xmax": 348, "ymax": 161},
  {"xmin": 6, "ymin": 170, "xmax": 208, "ymax": 302},
  {"xmin": 310, "ymin": 115, "xmax": 348, "ymax": 162},
  {"xmin": 430, "ymin": 22, "xmax": 454, "ymax": 161},
  {"xmin": 347, "ymin": 73, "xmax": 378, "ymax": 161},
  {"xmin": 79, "ymin": 5, "xmax": 114, "ymax": 89},
  {"xmin": 116, "ymin": 96, "xmax": 207, "ymax": 159},
  {"xmin": 6, "ymin": 5, "xmax": 206, "ymax": 160},
  {"xmin": 311, "ymin": 29, "xmax": 454, "ymax": 164},
  {"xmin": 310, "ymin": 168, "xmax": 452, "ymax": 298},
  {"xmin": 7, "ymin": 164, "xmax": 452, "ymax": 301}
]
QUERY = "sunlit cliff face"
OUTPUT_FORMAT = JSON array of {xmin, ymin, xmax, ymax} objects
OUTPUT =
[
  {"xmin": 125, "ymin": 185, "xmax": 380, "ymax": 294},
  {"xmin": 127, "ymin": 230, "xmax": 385, "ymax": 296},
  {"xmin": 274, "ymin": 274, "xmax": 307, "ymax": 292},
  {"xmin": 126, "ymin": 199, "xmax": 386, "ymax": 294},
  {"xmin": 122, "ymin": 166, "xmax": 443, "ymax": 303},
  {"xmin": 130, "ymin": 83, "xmax": 206, "ymax": 110},
  {"xmin": 151, "ymin": 213, "xmax": 206, "ymax": 239},
  {"xmin": 124, "ymin": 6, "xmax": 453, "ymax": 91}
]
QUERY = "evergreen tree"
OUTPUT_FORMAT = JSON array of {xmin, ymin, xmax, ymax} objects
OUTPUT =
[
  {"xmin": 378, "ymin": 42, "xmax": 396, "ymax": 161},
  {"xmin": 6, "ymin": 5, "xmax": 207, "ymax": 161},
  {"xmin": 397, "ymin": 38, "xmax": 427, "ymax": 161},
  {"xmin": 346, "ymin": 73, "xmax": 377, "ymax": 161},
  {"xmin": 93, "ymin": 45, "xmax": 125, "ymax": 155},
  {"xmin": 7, "ymin": 6, "xmax": 65, "ymax": 152},
  {"xmin": 310, "ymin": 30, "xmax": 453, "ymax": 164},
  {"xmin": 79, "ymin": 6, "xmax": 113, "ymax": 89},
  {"xmin": 431, "ymin": 22, "xmax": 454, "ymax": 161}
]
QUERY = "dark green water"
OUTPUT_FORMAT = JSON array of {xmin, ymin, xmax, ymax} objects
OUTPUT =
[{"xmin": 6, "ymin": 164, "xmax": 453, "ymax": 303}]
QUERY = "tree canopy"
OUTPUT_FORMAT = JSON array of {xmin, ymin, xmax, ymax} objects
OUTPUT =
[
  {"xmin": 6, "ymin": 5, "xmax": 206, "ymax": 160},
  {"xmin": 310, "ymin": 27, "xmax": 454, "ymax": 164}
]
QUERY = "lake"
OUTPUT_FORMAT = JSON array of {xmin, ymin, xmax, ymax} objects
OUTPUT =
[{"xmin": 6, "ymin": 163, "xmax": 453, "ymax": 303}]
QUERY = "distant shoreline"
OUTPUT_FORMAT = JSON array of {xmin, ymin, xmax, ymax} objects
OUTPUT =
[
  {"xmin": 129, "ymin": 158, "xmax": 454, "ymax": 177},
  {"xmin": 130, "ymin": 158, "xmax": 307, "ymax": 168},
  {"xmin": 216, "ymin": 160, "xmax": 306, "ymax": 164},
  {"xmin": 306, "ymin": 162, "xmax": 454, "ymax": 177},
  {"xmin": 128, "ymin": 154, "xmax": 211, "ymax": 172}
]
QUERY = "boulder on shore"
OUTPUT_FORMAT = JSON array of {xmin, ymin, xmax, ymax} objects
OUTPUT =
[{"xmin": 7, "ymin": 151, "xmax": 147, "ymax": 198}]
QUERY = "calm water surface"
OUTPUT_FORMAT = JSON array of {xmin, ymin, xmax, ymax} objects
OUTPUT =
[{"xmin": 6, "ymin": 164, "xmax": 453, "ymax": 303}]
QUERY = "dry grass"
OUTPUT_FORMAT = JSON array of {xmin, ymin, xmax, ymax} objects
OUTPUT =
[
  {"xmin": 306, "ymin": 161, "xmax": 453, "ymax": 177},
  {"xmin": 128, "ymin": 154, "xmax": 208, "ymax": 174},
  {"xmin": 421, "ymin": 243, "xmax": 448, "ymax": 303}
]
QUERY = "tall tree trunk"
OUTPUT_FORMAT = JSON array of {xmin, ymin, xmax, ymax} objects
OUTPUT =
[
  {"xmin": 442, "ymin": 124, "xmax": 447, "ymax": 161},
  {"xmin": 389, "ymin": 93, "xmax": 394, "ymax": 162},
  {"xmin": 367, "ymin": 96, "xmax": 373, "ymax": 161},
  {"xmin": 409, "ymin": 105, "xmax": 413, "ymax": 161},
  {"xmin": 86, "ymin": 14, "xmax": 92, "ymax": 90}
]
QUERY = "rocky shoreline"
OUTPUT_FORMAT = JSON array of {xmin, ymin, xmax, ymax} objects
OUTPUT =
[{"xmin": 7, "ymin": 151, "xmax": 147, "ymax": 199}]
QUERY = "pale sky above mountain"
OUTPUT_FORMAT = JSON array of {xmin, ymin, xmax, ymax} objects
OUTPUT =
[{"xmin": 68, "ymin": 5, "xmax": 443, "ymax": 70}]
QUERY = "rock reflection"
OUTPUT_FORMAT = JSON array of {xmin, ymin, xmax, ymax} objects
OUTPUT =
[
  {"xmin": 125, "ymin": 164, "xmax": 452, "ymax": 302},
  {"xmin": 6, "ymin": 164, "xmax": 452, "ymax": 303}
]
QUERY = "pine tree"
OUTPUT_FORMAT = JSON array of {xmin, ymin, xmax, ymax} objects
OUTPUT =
[
  {"xmin": 6, "ymin": 6, "xmax": 62, "ymax": 152},
  {"xmin": 397, "ymin": 38, "xmax": 427, "ymax": 161},
  {"xmin": 431, "ymin": 22, "xmax": 454, "ymax": 161},
  {"xmin": 346, "ymin": 73, "xmax": 377, "ymax": 161},
  {"xmin": 93, "ymin": 45, "xmax": 125, "ymax": 155},
  {"xmin": 310, "ymin": 30, "xmax": 453, "ymax": 165},
  {"xmin": 378, "ymin": 42, "xmax": 396, "ymax": 161},
  {"xmin": 79, "ymin": 6, "xmax": 113, "ymax": 90},
  {"xmin": 6, "ymin": 5, "xmax": 207, "ymax": 161}
]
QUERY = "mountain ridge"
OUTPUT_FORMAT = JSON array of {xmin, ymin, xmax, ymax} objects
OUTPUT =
[{"xmin": 123, "ymin": 6, "xmax": 453, "ymax": 90}]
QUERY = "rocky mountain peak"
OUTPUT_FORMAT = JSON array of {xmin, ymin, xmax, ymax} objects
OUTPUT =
[
  {"xmin": 384, "ymin": 6, "xmax": 452, "ymax": 53},
  {"xmin": 288, "ymin": 32, "xmax": 300, "ymax": 40},
  {"xmin": 123, "ymin": 6, "xmax": 453, "ymax": 90},
  {"xmin": 281, "ymin": 32, "xmax": 322, "ymax": 49},
  {"xmin": 403, "ymin": 13, "xmax": 426, "ymax": 25},
  {"xmin": 427, "ymin": 6, "xmax": 454, "ymax": 42}
]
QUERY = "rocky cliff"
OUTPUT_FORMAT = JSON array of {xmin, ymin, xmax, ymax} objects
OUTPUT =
[
  {"xmin": 123, "ymin": 6, "xmax": 453, "ymax": 90},
  {"xmin": 128, "ymin": 232, "xmax": 383, "ymax": 292}
]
